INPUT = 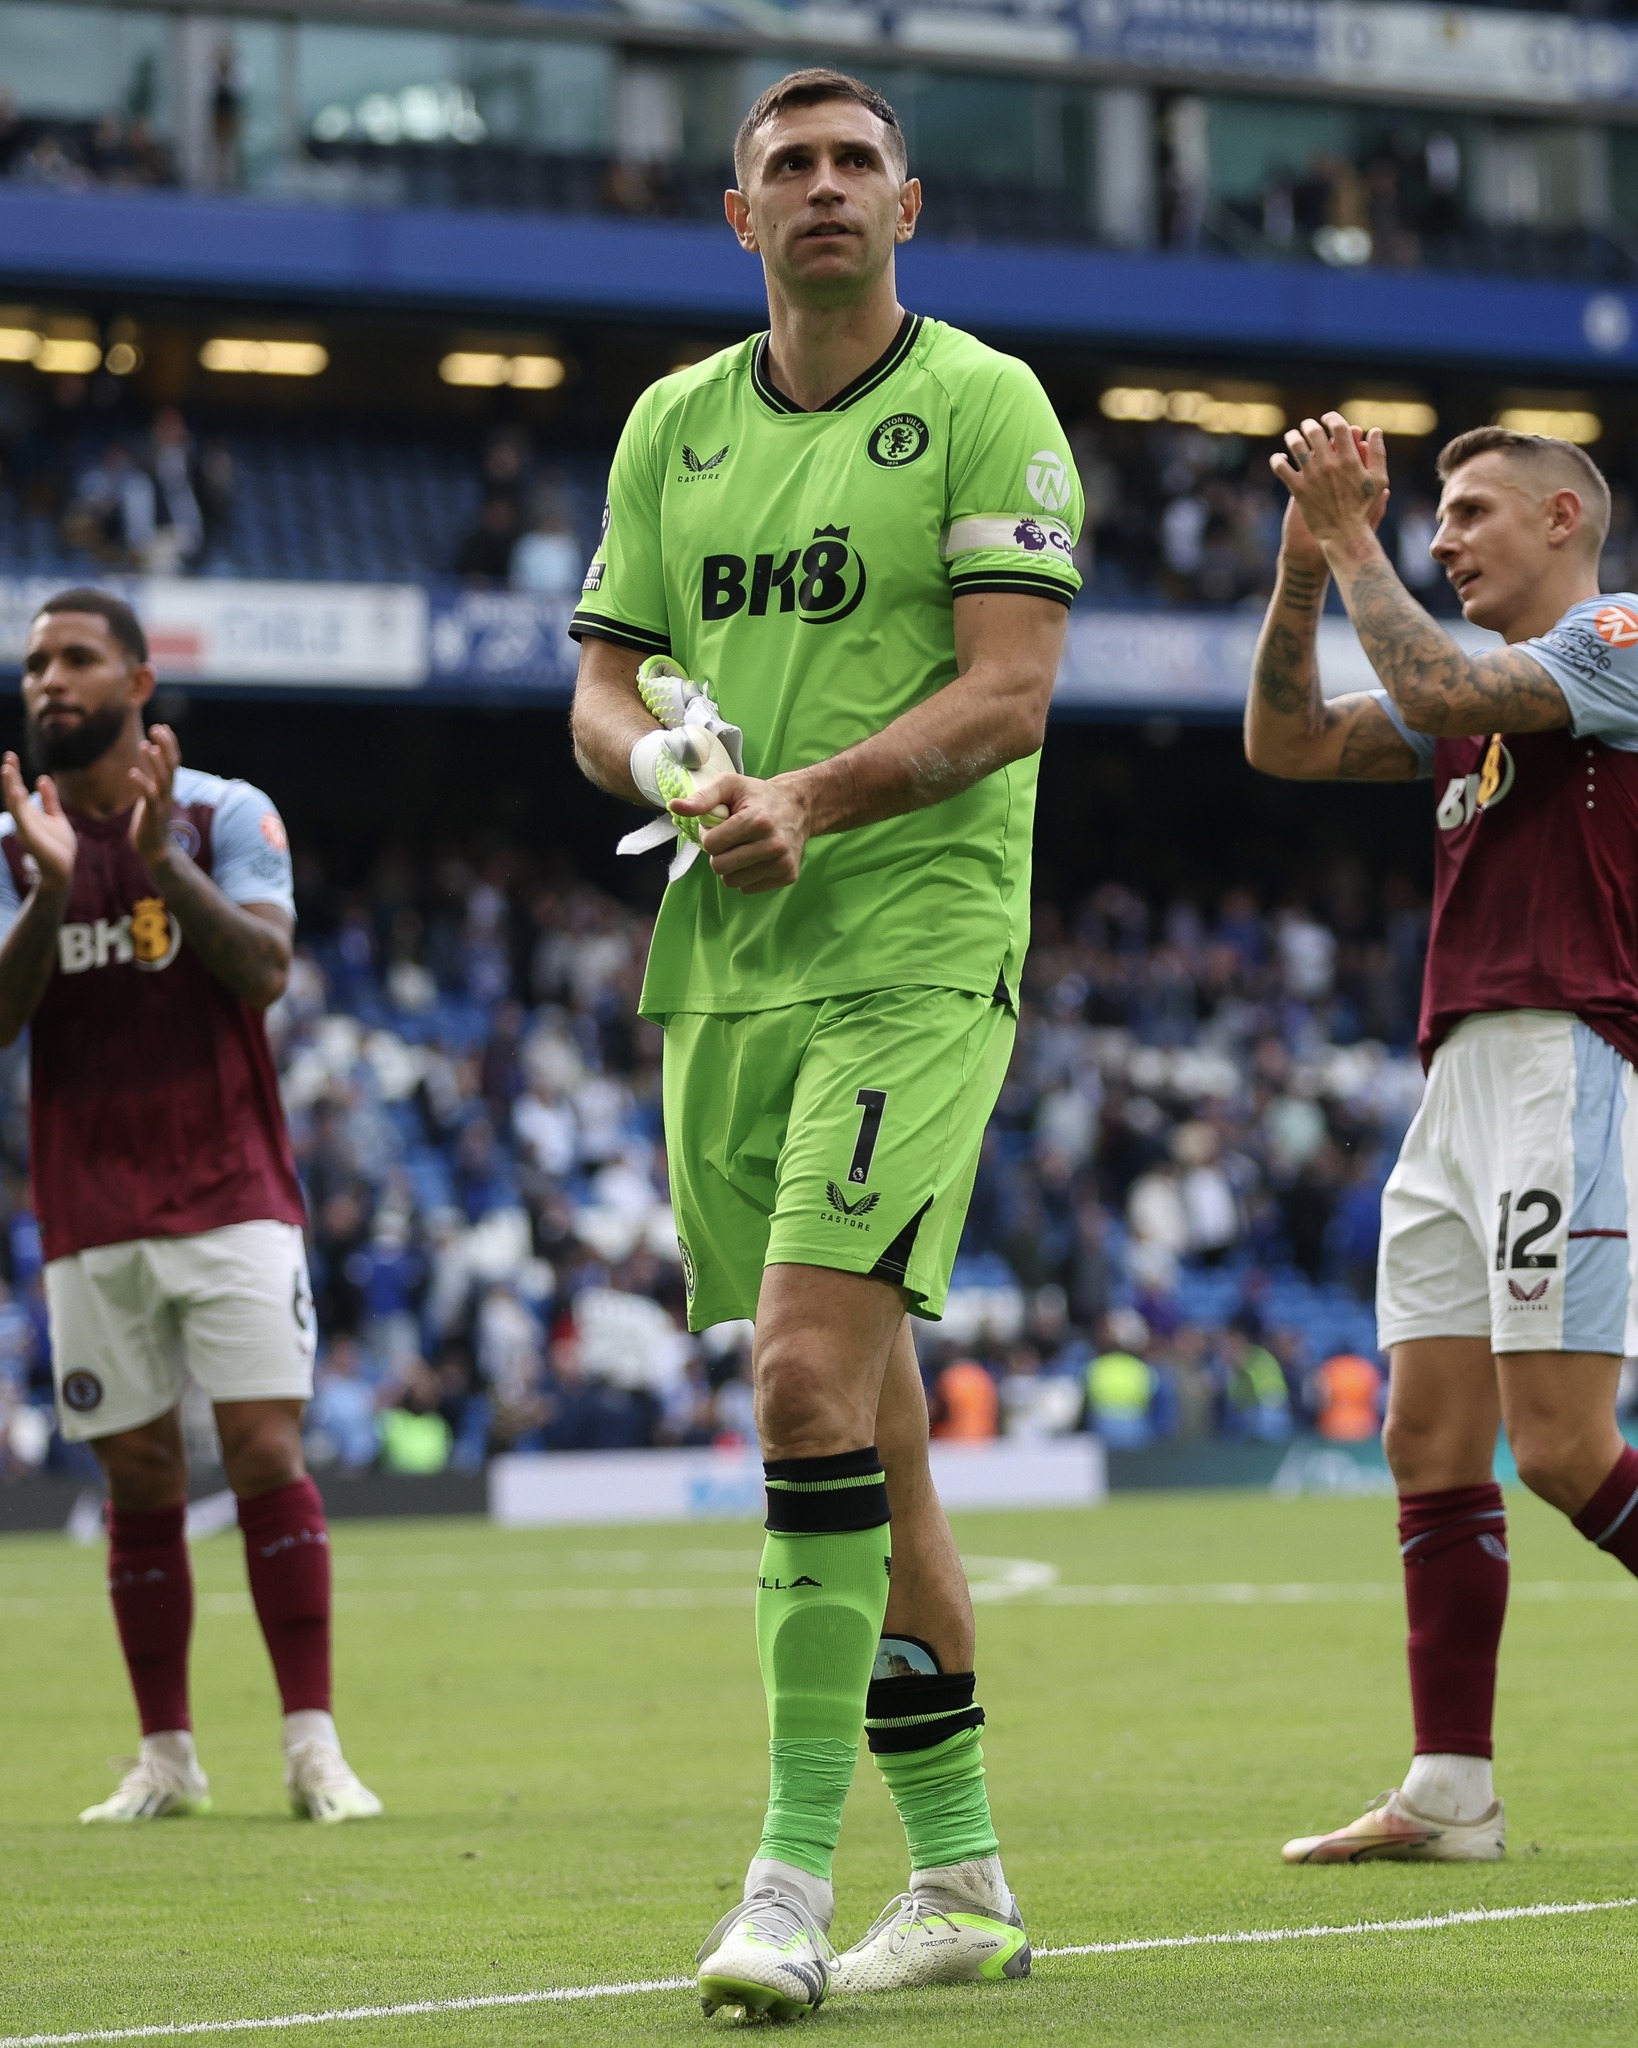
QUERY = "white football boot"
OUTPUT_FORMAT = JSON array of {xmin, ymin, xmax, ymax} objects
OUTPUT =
[
  {"xmin": 285, "ymin": 1739, "xmax": 384, "ymax": 1823},
  {"xmin": 1282, "ymin": 1787, "xmax": 1505, "ymax": 1864},
  {"xmin": 80, "ymin": 1736, "xmax": 211, "ymax": 1823},
  {"xmin": 831, "ymin": 1861, "xmax": 1031, "ymax": 1994},
  {"xmin": 696, "ymin": 1885, "xmax": 835, "ymax": 2023}
]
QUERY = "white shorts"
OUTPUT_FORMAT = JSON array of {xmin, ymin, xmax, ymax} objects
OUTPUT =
[
  {"xmin": 46, "ymin": 1220, "xmax": 317, "ymax": 1443},
  {"xmin": 1378, "ymin": 1011, "xmax": 1638, "ymax": 1357}
]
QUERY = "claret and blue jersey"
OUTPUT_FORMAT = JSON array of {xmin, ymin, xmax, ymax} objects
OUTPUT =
[
  {"xmin": 0, "ymin": 766, "xmax": 304, "ymax": 1263},
  {"xmin": 1371, "ymin": 594, "xmax": 1638, "ymax": 1071}
]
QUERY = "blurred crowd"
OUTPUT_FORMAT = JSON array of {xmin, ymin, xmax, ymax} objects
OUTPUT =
[
  {"xmin": 9, "ymin": 60, "xmax": 1638, "ymax": 289},
  {"xmin": 0, "ymin": 94, "xmax": 177, "ymax": 193},
  {"xmin": 0, "ymin": 848, "xmax": 1448, "ymax": 1483},
  {"xmin": 453, "ymin": 428, "xmax": 593, "ymax": 599},
  {"xmin": 57, "ymin": 406, "xmax": 235, "ymax": 575},
  {"xmin": 1072, "ymin": 417, "xmax": 1638, "ymax": 609}
]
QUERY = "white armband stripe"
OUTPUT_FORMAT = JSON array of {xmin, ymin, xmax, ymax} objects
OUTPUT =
[{"xmin": 941, "ymin": 514, "xmax": 1076, "ymax": 561}]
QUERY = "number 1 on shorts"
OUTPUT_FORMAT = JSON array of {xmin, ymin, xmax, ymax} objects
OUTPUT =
[{"xmin": 849, "ymin": 1088, "xmax": 888, "ymax": 1186}]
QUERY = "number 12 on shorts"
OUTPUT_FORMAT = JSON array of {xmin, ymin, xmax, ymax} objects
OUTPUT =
[
  {"xmin": 849, "ymin": 1088, "xmax": 888, "ymax": 1186},
  {"xmin": 1495, "ymin": 1188, "xmax": 1563, "ymax": 1271}
]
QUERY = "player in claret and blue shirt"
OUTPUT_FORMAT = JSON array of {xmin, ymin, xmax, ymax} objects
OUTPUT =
[
  {"xmin": 570, "ymin": 67, "xmax": 1081, "ymax": 2019},
  {"xmin": 1248, "ymin": 419, "xmax": 1638, "ymax": 1862},
  {"xmin": 0, "ymin": 589, "xmax": 380, "ymax": 1826}
]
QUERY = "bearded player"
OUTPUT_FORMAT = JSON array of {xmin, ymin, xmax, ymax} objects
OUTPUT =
[
  {"xmin": 0, "ymin": 589, "xmax": 379, "ymax": 1826},
  {"xmin": 1247, "ymin": 418, "xmax": 1638, "ymax": 1861},
  {"xmin": 571, "ymin": 69, "xmax": 1080, "ymax": 2018}
]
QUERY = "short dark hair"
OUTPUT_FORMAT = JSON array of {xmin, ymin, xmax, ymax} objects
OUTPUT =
[
  {"xmin": 1436, "ymin": 426, "xmax": 1611, "ymax": 551},
  {"xmin": 33, "ymin": 587, "xmax": 149, "ymax": 665},
  {"xmin": 733, "ymin": 68, "xmax": 907, "ymax": 188}
]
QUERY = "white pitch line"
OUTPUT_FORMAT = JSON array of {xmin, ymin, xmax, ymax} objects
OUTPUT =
[
  {"xmin": 2, "ymin": 1898, "xmax": 1631, "ymax": 2047},
  {"xmin": 1036, "ymin": 1894, "xmax": 1638, "ymax": 1957},
  {"xmin": 0, "ymin": 1978, "xmax": 695, "ymax": 2048}
]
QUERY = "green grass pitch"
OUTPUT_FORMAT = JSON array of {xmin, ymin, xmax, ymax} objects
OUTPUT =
[{"xmin": 3, "ymin": 1488, "xmax": 1636, "ymax": 2045}]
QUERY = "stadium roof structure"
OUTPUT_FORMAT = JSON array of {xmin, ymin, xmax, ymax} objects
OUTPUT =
[{"xmin": 2, "ymin": 187, "xmax": 1636, "ymax": 377}]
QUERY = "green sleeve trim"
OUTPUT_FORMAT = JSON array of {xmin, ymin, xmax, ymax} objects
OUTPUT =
[
  {"xmin": 765, "ymin": 1471, "xmax": 890, "ymax": 1493},
  {"xmin": 947, "ymin": 573, "xmax": 1076, "ymax": 607}
]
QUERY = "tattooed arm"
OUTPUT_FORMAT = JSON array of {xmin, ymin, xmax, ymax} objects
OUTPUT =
[
  {"xmin": 1274, "ymin": 412, "xmax": 1570, "ymax": 738},
  {"xmin": 1245, "ymin": 489, "xmax": 1420, "ymax": 782},
  {"xmin": 1322, "ymin": 531, "xmax": 1568, "ymax": 736}
]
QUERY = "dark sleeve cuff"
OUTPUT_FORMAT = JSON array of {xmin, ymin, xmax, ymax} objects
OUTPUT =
[
  {"xmin": 947, "ymin": 574, "xmax": 1076, "ymax": 608},
  {"xmin": 568, "ymin": 611, "xmax": 673, "ymax": 655}
]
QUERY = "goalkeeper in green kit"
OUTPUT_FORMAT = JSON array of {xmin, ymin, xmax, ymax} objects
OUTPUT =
[{"xmin": 569, "ymin": 66, "xmax": 1082, "ymax": 2021}]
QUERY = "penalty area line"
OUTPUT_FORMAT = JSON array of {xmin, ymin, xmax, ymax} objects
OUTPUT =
[{"xmin": 4, "ymin": 1898, "xmax": 1633, "ymax": 2046}]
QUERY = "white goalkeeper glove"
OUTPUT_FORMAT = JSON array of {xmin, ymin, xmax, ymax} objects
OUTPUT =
[{"xmin": 618, "ymin": 657, "xmax": 745, "ymax": 881}]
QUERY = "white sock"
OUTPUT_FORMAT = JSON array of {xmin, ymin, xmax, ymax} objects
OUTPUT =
[
  {"xmin": 745, "ymin": 1855, "xmax": 834, "ymax": 1934},
  {"xmin": 1401, "ymin": 1752, "xmax": 1494, "ymax": 1823},
  {"xmin": 140, "ymin": 1729, "xmax": 200, "ymax": 1775},
  {"xmin": 284, "ymin": 1709, "xmax": 340, "ymax": 1755},
  {"xmin": 911, "ymin": 1854, "xmax": 1012, "ymax": 1917}
]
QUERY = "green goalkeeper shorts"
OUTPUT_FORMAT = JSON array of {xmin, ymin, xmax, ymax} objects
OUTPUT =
[{"xmin": 662, "ymin": 986, "xmax": 1015, "ymax": 1332}]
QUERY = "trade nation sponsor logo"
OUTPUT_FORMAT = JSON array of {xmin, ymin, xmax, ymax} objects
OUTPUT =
[
  {"xmin": 1026, "ymin": 449, "xmax": 1073, "ymax": 512},
  {"xmin": 702, "ymin": 526, "xmax": 867, "ymax": 625},
  {"xmin": 1595, "ymin": 602, "xmax": 1638, "ymax": 647}
]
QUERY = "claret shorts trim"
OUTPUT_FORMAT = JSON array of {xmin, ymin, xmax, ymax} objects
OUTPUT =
[
  {"xmin": 46, "ymin": 1219, "xmax": 317, "ymax": 1443},
  {"xmin": 1377, "ymin": 1010, "xmax": 1638, "ymax": 1357},
  {"xmin": 663, "ymin": 986, "xmax": 1015, "ymax": 1332}
]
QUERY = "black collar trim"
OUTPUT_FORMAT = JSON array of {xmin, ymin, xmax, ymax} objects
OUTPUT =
[{"xmin": 751, "ymin": 312, "xmax": 923, "ymax": 417}]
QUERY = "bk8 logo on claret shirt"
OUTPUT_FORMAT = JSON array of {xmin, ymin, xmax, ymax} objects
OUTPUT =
[{"xmin": 56, "ymin": 897, "xmax": 181, "ymax": 975}]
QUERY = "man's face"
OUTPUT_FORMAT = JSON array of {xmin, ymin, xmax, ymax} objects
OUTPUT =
[
  {"xmin": 20, "ymin": 612, "xmax": 140, "ymax": 774},
  {"xmin": 731, "ymin": 101, "xmax": 918, "ymax": 306},
  {"xmin": 1430, "ymin": 453, "xmax": 1580, "ymax": 632}
]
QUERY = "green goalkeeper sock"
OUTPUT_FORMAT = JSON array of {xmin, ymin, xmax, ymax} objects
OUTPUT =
[
  {"xmin": 754, "ymin": 1450, "xmax": 892, "ymax": 1882},
  {"xmin": 866, "ymin": 1650, "xmax": 999, "ymax": 1869}
]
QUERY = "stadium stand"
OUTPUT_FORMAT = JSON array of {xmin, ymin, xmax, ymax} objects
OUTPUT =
[
  {"xmin": 0, "ymin": 851, "xmax": 1415, "ymax": 1480},
  {"xmin": 10, "ymin": 394, "xmax": 1638, "ymax": 618},
  {"xmin": 8, "ymin": 0, "xmax": 1638, "ymax": 1489}
]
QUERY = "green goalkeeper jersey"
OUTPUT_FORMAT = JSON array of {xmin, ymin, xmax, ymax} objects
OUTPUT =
[{"xmin": 571, "ymin": 312, "xmax": 1083, "ymax": 1021}]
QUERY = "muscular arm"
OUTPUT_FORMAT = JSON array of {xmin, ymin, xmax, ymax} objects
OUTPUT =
[
  {"xmin": 147, "ymin": 849, "xmax": 292, "ymax": 1009},
  {"xmin": 0, "ymin": 753, "xmax": 74, "ymax": 1046},
  {"xmin": 786, "ymin": 589, "xmax": 1065, "ymax": 836},
  {"xmin": 682, "ymin": 590, "xmax": 1064, "ymax": 892},
  {"xmin": 571, "ymin": 593, "xmax": 1066, "ymax": 894},
  {"xmin": 1273, "ymin": 412, "xmax": 1569, "ymax": 738},
  {"xmin": 569, "ymin": 635, "xmax": 657, "ymax": 805},
  {"xmin": 1324, "ymin": 529, "xmax": 1570, "ymax": 737},
  {"xmin": 0, "ymin": 878, "xmax": 69, "ymax": 1046},
  {"xmin": 127, "ymin": 724, "xmax": 291, "ymax": 1009},
  {"xmin": 1246, "ymin": 550, "xmax": 1420, "ymax": 782}
]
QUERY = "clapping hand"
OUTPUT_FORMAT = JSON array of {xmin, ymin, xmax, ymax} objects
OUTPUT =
[
  {"xmin": 1272, "ymin": 415, "xmax": 1391, "ymax": 550},
  {"xmin": 129, "ymin": 723, "xmax": 183, "ymax": 875},
  {"xmin": 0, "ymin": 752, "xmax": 75, "ymax": 896}
]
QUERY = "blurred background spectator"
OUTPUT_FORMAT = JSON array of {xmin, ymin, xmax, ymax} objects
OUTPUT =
[{"xmin": 0, "ymin": 840, "xmax": 1452, "ymax": 1477}]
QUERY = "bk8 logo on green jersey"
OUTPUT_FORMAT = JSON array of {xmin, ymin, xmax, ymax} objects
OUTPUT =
[{"xmin": 701, "ymin": 525, "xmax": 867, "ymax": 626}]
